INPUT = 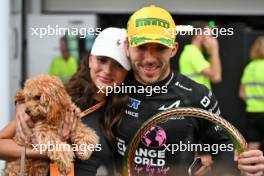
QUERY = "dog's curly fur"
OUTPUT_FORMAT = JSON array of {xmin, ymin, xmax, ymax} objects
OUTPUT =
[{"xmin": 5, "ymin": 75, "xmax": 99, "ymax": 176}]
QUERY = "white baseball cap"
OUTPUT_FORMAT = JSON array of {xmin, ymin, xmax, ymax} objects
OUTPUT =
[{"xmin": 91, "ymin": 27, "xmax": 131, "ymax": 70}]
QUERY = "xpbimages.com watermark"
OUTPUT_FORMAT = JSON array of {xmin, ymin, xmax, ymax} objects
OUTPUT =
[
  {"xmin": 164, "ymin": 26, "xmax": 234, "ymax": 39},
  {"xmin": 97, "ymin": 83, "xmax": 168, "ymax": 96},
  {"xmin": 30, "ymin": 25, "xmax": 102, "ymax": 38},
  {"xmin": 163, "ymin": 141, "xmax": 234, "ymax": 155},
  {"xmin": 164, "ymin": 20, "xmax": 234, "ymax": 38},
  {"xmin": 31, "ymin": 141, "xmax": 102, "ymax": 154}
]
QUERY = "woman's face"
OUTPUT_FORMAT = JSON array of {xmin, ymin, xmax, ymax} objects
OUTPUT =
[{"xmin": 89, "ymin": 55, "xmax": 128, "ymax": 93}]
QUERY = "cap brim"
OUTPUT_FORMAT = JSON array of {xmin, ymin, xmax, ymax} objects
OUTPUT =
[
  {"xmin": 91, "ymin": 47, "xmax": 131, "ymax": 71},
  {"xmin": 128, "ymin": 34, "xmax": 175, "ymax": 48}
]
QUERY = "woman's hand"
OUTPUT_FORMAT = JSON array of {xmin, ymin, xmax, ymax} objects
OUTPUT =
[
  {"xmin": 59, "ymin": 109, "xmax": 78, "ymax": 141},
  {"xmin": 15, "ymin": 103, "xmax": 34, "ymax": 143}
]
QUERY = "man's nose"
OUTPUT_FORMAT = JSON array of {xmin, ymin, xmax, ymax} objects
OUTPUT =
[{"xmin": 144, "ymin": 48, "xmax": 157, "ymax": 61}]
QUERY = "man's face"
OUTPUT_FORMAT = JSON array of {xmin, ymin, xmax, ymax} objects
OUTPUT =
[{"xmin": 127, "ymin": 43, "xmax": 178, "ymax": 85}]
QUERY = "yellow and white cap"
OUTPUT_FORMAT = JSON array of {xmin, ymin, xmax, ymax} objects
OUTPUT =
[{"xmin": 127, "ymin": 5, "xmax": 176, "ymax": 48}]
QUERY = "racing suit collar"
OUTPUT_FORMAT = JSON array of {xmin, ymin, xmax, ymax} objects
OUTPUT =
[{"xmin": 133, "ymin": 71, "xmax": 174, "ymax": 88}]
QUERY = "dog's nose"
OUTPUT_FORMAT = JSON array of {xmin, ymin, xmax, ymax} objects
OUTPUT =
[{"xmin": 25, "ymin": 109, "xmax": 30, "ymax": 115}]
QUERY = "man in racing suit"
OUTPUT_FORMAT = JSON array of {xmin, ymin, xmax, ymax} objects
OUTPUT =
[
  {"xmin": 114, "ymin": 5, "xmax": 238, "ymax": 176},
  {"xmin": 115, "ymin": 71, "xmax": 237, "ymax": 175}
]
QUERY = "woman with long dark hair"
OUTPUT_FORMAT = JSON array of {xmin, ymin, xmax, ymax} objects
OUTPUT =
[
  {"xmin": 0, "ymin": 27, "xmax": 131, "ymax": 176},
  {"xmin": 67, "ymin": 27, "xmax": 132, "ymax": 175}
]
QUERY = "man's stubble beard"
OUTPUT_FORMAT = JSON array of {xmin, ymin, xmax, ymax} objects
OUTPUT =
[{"xmin": 132, "ymin": 63, "xmax": 170, "ymax": 85}]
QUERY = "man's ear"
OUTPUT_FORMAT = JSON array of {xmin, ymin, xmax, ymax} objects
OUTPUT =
[
  {"xmin": 170, "ymin": 42, "xmax": 179, "ymax": 58},
  {"xmin": 125, "ymin": 38, "xmax": 130, "ymax": 57}
]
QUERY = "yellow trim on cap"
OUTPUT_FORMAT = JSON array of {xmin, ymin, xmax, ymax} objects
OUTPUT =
[
  {"xmin": 129, "ymin": 34, "xmax": 175, "ymax": 48},
  {"xmin": 127, "ymin": 5, "xmax": 176, "ymax": 48}
]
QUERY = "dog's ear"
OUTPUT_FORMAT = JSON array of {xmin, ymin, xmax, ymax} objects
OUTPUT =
[
  {"xmin": 57, "ymin": 87, "xmax": 73, "ymax": 113},
  {"xmin": 45, "ymin": 86, "xmax": 71, "ymax": 123},
  {"xmin": 40, "ymin": 92, "xmax": 60, "ymax": 123},
  {"xmin": 15, "ymin": 90, "xmax": 25, "ymax": 105}
]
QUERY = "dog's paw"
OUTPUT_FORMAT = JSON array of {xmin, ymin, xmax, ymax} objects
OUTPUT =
[
  {"xmin": 56, "ymin": 159, "xmax": 72, "ymax": 175},
  {"xmin": 49, "ymin": 144, "xmax": 74, "ymax": 175},
  {"xmin": 75, "ymin": 148, "xmax": 93, "ymax": 160}
]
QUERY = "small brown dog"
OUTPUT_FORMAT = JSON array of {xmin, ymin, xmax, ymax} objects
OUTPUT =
[{"xmin": 5, "ymin": 75, "xmax": 99, "ymax": 176}]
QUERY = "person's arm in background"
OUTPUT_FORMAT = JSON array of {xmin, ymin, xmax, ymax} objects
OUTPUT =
[
  {"xmin": 0, "ymin": 103, "xmax": 45, "ymax": 161},
  {"xmin": 202, "ymin": 36, "xmax": 222, "ymax": 83}
]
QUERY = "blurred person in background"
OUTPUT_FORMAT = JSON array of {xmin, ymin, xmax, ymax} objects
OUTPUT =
[
  {"xmin": 179, "ymin": 23, "xmax": 222, "ymax": 90},
  {"xmin": 239, "ymin": 36, "xmax": 264, "ymax": 152},
  {"xmin": 48, "ymin": 36, "xmax": 78, "ymax": 85}
]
